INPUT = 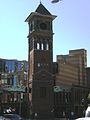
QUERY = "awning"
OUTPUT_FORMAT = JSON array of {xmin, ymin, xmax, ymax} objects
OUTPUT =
[{"xmin": 0, "ymin": 86, "xmax": 25, "ymax": 93}]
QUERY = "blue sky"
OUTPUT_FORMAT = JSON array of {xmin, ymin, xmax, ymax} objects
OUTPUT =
[{"xmin": 0, "ymin": 0, "xmax": 90, "ymax": 66}]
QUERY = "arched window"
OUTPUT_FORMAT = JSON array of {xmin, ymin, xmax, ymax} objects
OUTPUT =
[
  {"xmin": 37, "ymin": 43, "xmax": 40, "ymax": 50},
  {"xmin": 41, "ymin": 43, "xmax": 44, "ymax": 50},
  {"xmin": 46, "ymin": 43, "xmax": 49, "ymax": 50}
]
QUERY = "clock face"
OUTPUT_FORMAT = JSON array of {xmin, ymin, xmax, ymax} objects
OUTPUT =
[{"xmin": 40, "ymin": 22, "xmax": 47, "ymax": 30}]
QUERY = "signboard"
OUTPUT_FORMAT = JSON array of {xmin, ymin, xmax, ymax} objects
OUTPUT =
[{"xmin": 54, "ymin": 86, "xmax": 63, "ymax": 92}]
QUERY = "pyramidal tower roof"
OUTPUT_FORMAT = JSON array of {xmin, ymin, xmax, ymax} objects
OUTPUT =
[
  {"xmin": 35, "ymin": 2, "xmax": 51, "ymax": 15},
  {"xmin": 25, "ymin": 2, "xmax": 56, "ymax": 22}
]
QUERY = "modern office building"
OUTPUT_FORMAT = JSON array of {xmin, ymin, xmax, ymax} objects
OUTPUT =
[
  {"xmin": 0, "ymin": 59, "xmax": 28, "ymax": 115},
  {"xmin": 5, "ymin": 59, "xmax": 28, "ymax": 73},
  {"xmin": 0, "ymin": 58, "xmax": 28, "ymax": 87}
]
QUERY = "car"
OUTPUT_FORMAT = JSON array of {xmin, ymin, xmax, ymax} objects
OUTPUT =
[
  {"xmin": 76, "ymin": 117, "xmax": 90, "ymax": 120},
  {"xmin": 3, "ymin": 114, "xmax": 23, "ymax": 120},
  {"xmin": 85, "ymin": 105, "xmax": 90, "ymax": 117},
  {"xmin": 76, "ymin": 106, "xmax": 90, "ymax": 120}
]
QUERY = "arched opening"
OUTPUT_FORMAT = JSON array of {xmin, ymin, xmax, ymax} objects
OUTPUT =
[
  {"xmin": 37, "ymin": 43, "xmax": 40, "ymax": 50},
  {"xmin": 46, "ymin": 43, "xmax": 49, "ymax": 50},
  {"xmin": 41, "ymin": 43, "xmax": 44, "ymax": 50}
]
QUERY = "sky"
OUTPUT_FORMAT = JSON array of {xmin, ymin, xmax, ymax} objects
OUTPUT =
[{"xmin": 0, "ymin": 0, "xmax": 90, "ymax": 66}]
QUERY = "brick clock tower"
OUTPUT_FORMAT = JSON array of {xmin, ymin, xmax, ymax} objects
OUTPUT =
[{"xmin": 25, "ymin": 3, "xmax": 56, "ymax": 118}]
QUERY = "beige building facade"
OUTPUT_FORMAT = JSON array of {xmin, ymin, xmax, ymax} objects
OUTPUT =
[
  {"xmin": 56, "ymin": 55, "xmax": 79, "ymax": 88},
  {"xmin": 56, "ymin": 49, "xmax": 87, "ymax": 88}
]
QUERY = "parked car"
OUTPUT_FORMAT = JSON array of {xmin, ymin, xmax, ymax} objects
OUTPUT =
[
  {"xmin": 76, "ymin": 118, "xmax": 90, "ymax": 120},
  {"xmin": 76, "ymin": 105, "xmax": 90, "ymax": 120},
  {"xmin": 3, "ymin": 114, "xmax": 23, "ymax": 120},
  {"xmin": 85, "ymin": 105, "xmax": 90, "ymax": 117}
]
